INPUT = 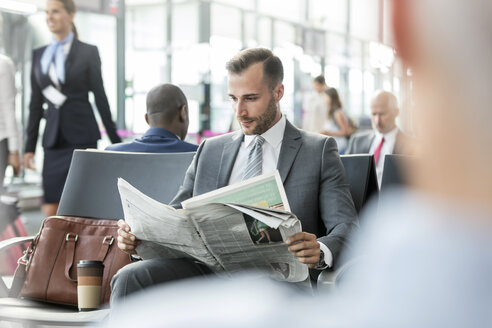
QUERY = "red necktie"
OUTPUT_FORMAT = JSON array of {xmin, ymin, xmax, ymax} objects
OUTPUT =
[{"xmin": 374, "ymin": 137, "xmax": 385, "ymax": 165}]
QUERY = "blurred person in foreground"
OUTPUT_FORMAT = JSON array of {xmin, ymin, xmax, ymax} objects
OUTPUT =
[
  {"xmin": 302, "ymin": 75, "xmax": 328, "ymax": 133},
  {"xmin": 24, "ymin": 0, "xmax": 121, "ymax": 217},
  {"xmin": 0, "ymin": 54, "xmax": 21, "ymax": 190},
  {"xmin": 320, "ymin": 87, "xmax": 352, "ymax": 154},
  {"xmin": 105, "ymin": 0, "xmax": 492, "ymax": 327},
  {"xmin": 105, "ymin": 83, "xmax": 197, "ymax": 153},
  {"xmin": 346, "ymin": 90, "xmax": 412, "ymax": 185}
]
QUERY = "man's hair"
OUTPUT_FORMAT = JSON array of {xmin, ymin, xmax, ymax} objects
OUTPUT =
[
  {"xmin": 374, "ymin": 90, "xmax": 399, "ymax": 112},
  {"xmin": 146, "ymin": 83, "xmax": 188, "ymax": 124},
  {"xmin": 225, "ymin": 48, "xmax": 283, "ymax": 89},
  {"xmin": 313, "ymin": 75, "xmax": 325, "ymax": 85}
]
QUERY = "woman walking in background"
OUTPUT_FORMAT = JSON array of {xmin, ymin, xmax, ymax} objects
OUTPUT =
[
  {"xmin": 320, "ymin": 87, "xmax": 352, "ymax": 154},
  {"xmin": 24, "ymin": 0, "xmax": 121, "ymax": 217}
]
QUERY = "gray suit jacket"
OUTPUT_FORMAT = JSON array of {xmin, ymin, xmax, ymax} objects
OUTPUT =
[
  {"xmin": 346, "ymin": 129, "xmax": 412, "ymax": 155},
  {"xmin": 170, "ymin": 120, "xmax": 358, "ymax": 268}
]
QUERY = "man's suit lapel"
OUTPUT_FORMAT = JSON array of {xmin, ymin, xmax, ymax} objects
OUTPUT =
[
  {"xmin": 277, "ymin": 120, "xmax": 302, "ymax": 183},
  {"xmin": 362, "ymin": 131, "xmax": 375, "ymax": 153},
  {"xmin": 216, "ymin": 131, "xmax": 243, "ymax": 188}
]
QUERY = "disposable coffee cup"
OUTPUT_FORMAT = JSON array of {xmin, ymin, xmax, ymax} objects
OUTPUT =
[{"xmin": 77, "ymin": 260, "xmax": 104, "ymax": 311}]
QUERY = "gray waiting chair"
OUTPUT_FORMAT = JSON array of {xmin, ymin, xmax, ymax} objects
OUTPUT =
[
  {"xmin": 0, "ymin": 149, "xmax": 195, "ymax": 327},
  {"xmin": 339, "ymin": 154, "xmax": 379, "ymax": 214},
  {"xmin": 380, "ymin": 154, "xmax": 411, "ymax": 191},
  {"xmin": 57, "ymin": 149, "xmax": 195, "ymax": 220}
]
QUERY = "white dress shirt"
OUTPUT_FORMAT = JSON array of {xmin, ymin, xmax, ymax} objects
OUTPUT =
[
  {"xmin": 369, "ymin": 126, "xmax": 399, "ymax": 186},
  {"xmin": 0, "ymin": 54, "xmax": 19, "ymax": 152},
  {"xmin": 228, "ymin": 115, "xmax": 286, "ymax": 185},
  {"xmin": 229, "ymin": 115, "xmax": 333, "ymax": 268}
]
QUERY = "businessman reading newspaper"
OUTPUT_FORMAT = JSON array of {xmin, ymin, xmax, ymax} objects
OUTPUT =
[
  {"xmin": 117, "ymin": 171, "xmax": 309, "ymax": 283},
  {"xmin": 111, "ymin": 48, "xmax": 358, "ymax": 303}
]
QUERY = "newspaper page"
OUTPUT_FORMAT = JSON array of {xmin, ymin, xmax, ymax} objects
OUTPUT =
[
  {"xmin": 117, "ymin": 178, "xmax": 221, "ymax": 269},
  {"xmin": 181, "ymin": 171, "xmax": 291, "ymax": 211},
  {"xmin": 181, "ymin": 170, "xmax": 307, "ymax": 282},
  {"xmin": 117, "ymin": 172, "xmax": 309, "ymax": 282},
  {"xmin": 185, "ymin": 203, "xmax": 308, "ymax": 282}
]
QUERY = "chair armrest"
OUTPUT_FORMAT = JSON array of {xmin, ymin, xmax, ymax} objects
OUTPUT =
[
  {"xmin": 0, "ymin": 236, "xmax": 34, "ymax": 253},
  {"xmin": 317, "ymin": 258, "xmax": 360, "ymax": 293},
  {"xmin": 317, "ymin": 269, "xmax": 338, "ymax": 292},
  {"xmin": 0, "ymin": 236, "xmax": 34, "ymax": 297}
]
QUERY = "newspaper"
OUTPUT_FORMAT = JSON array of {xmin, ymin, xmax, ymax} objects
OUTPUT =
[{"xmin": 117, "ymin": 171, "xmax": 309, "ymax": 282}]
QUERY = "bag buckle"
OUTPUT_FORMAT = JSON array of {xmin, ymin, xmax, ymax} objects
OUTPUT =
[
  {"xmin": 102, "ymin": 236, "xmax": 114, "ymax": 246},
  {"xmin": 65, "ymin": 233, "xmax": 78, "ymax": 242},
  {"xmin": 18, "ymin": 243, "xmax": 34, "ymax": 266},
  {"xmin": 18, "ymin": 253, "xmax": 29, "ymax": 266}
]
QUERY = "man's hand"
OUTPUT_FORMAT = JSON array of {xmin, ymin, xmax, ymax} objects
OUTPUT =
[
  {"xmin": 24, "ymin": 152, "xmax": 35, "ymax": 170},
  {"xmin": 117, "ymin": 219, "xmax": 140, "ymax": 255},
  {"xmin": 286, "ymin": 232, "xmax": 321, "ymax": 268},
  {"xmin": 8, "ymin": 152, "xmax": 21, "ymax": 176}
]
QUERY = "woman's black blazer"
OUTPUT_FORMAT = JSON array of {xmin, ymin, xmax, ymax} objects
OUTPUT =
[{"xmin": 26, "ymin": 39, "xmax": 121, "ymax": 153}]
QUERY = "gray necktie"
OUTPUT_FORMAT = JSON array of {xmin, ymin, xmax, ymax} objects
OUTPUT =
[{"xmin": 243, "ymin": 135, "xmax": 265, "ymax": 180}]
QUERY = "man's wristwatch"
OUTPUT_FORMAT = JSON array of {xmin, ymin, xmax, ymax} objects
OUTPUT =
[
  {"xmin": 129, "ymin": 254, "xmax": 142, "ymax": 262},
  {"xmin": 315, "ymin": 250, "xmax": 326, "ymax": 269}
]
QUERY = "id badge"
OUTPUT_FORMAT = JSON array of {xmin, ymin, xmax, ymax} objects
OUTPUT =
[{"xmin": 42, "ymin": 85, "xmax": 67, "ymax": 108}]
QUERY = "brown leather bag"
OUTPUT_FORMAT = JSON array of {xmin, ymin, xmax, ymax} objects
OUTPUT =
[{"xmin": 10, "ymin": 216, "xmax": 131, "ymax": 306}]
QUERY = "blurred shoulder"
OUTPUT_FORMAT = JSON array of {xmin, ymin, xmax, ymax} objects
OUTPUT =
[
  {"xmin": 201, "ymin": 130, "xmax": 242, "ymax": 148},
  {"xmin": 73, "ymin": 40, "xmax": 100, "ymax": 55},
  {"xmin": 32, "ymin": 45, "xmax": 48, "ymax": 57},
  {"xmin": 350, "ymin": 129, "xmax": 374, "ymax": 140},
  {"xmin": 180, "ymin": 141, "xmax": 199, "ymax": 151},
  {"xmin": 353, "ymin": 129, "xmax": 374, "ymax": 138}
]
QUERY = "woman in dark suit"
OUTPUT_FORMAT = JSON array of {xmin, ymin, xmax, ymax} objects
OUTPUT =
[{"xmin": 24, "ymin": 0, "xmax": 121, "ymax": 217}]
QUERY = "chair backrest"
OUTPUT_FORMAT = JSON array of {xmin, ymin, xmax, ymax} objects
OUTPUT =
[
  {"xmin": 57, "ymin": 150, "xmax": 195, "ymax": 220},
  {"xmin": 340, "ymin": 154, "xmax": 379, "ymax": 214},
  {"xmin": 380, "ymin": 154, "xmax": 410, "ymax": 191}
]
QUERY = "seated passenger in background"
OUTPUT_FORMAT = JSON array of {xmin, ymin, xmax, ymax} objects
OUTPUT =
[
  {"xmin": 320, "ymin": 87, "xmax": 352, "ymax": 154},
  {"xmin": 346, "ymin": 90, "xmax": 412, "ymax": 185},
  {"xmin": 106, "ymin": 83, "xmax": 197, "ymax": 153}
]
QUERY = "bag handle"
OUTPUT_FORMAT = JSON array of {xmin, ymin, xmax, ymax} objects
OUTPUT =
[
  {"xmin": 64, "ymin": 233, "xmax": 79, "ymax": 282},
  {"xmin": 97, "ymin": 236, "xmax": 114, "ymax": 262},
  {"xmin": 64, "ymin": 234, "xmax": 115, "ymax": 282}
]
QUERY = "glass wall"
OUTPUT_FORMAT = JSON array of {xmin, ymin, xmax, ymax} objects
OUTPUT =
[
  {"xmin": 124, "ymin": 0, "xmax": 406, "ymax": 137},
  {"xmin": 126, "ymin": 3, "xmax": 167, "ymax": 134},
  {"xmin": 11, "ymin": 0, "xmax": 408, "ymax": 144}
]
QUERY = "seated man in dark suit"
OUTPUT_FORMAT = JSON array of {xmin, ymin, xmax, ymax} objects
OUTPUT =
[
  {"xmin": 111, "ymin": 48, "xmax": 357, "ymax": 302},
  {"xmin": 106, "ymin": 83, "xmax": 198, "ymax": 153},
  {"xmin": 346, "ymin": 90, "xmax": 412, "ymax": 186}
]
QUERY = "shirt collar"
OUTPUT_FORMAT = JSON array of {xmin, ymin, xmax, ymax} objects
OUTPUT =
[
  {"xmin": 52, "ymin": 32, "xmax": 74, "ymax": 45},
  {"xmin": 244, "ymin": 115, "xmax": 286, "ymax": 148},
  {"xmin": 375, "ymin": 126, "xmax": 399, "ymax": 140},
  {"xmin": 143, "ymin": 127, "xmax": 180, "ymax": 140}
]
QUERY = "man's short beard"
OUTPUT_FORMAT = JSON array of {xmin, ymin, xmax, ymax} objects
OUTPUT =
[{"xmin": 245, "ymin": 94, "xmax": 278, "ymax": 135}]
